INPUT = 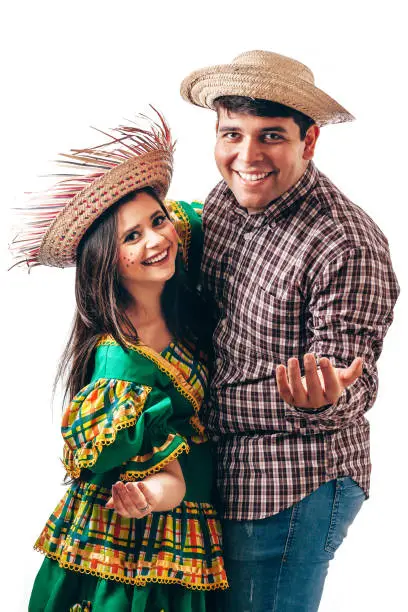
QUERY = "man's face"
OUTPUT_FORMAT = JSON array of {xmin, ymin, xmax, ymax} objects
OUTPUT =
[{"xmin": 214, "ymin": 109, "xmax": 319, "ymax": 213}]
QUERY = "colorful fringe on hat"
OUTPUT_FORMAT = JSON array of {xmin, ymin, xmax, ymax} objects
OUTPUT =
[{"xmin": 11, "ymin": 107, "xmax": 175, "ymax": 269}]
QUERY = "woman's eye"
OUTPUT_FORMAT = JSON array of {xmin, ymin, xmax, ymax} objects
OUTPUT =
[
  {"xmin": 124, "ymin": 231, "xmax": 140, "ymax": 243},
  {"xmin": 153, "ymin": 214, "xmax": 167, "ymax": 227}
]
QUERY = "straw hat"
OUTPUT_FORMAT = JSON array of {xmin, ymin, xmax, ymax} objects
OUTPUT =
[
  {"xmin": 12, "ymin": 109, "xmax": 174, "ymax": 268},
  {"xmin": 180, "ymin": 50, "xmax": 354, "ymax": 126}
]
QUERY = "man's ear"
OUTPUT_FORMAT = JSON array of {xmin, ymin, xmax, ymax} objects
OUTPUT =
[
  {"xmin": 303, "ymin": 124, "xmax": 320, "ymax": 160},
  {"xmin": 215, "ymin": 119, "xmax": 219, "ymax": 134}
]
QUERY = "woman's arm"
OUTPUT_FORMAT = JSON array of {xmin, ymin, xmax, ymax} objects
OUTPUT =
[{"xmin": 105, "ymin": 458, "xmax": 186, "ymax": 518}]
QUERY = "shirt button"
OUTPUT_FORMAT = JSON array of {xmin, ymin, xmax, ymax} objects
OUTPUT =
[{"xmin": 244, "ymin": 232, "xmax": 252, "ymax": 239}]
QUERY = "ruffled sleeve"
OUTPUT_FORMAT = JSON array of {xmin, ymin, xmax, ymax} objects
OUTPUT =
[{"xmin": 62, "ymin": 379, "xmax": 189, "ymax": 480}]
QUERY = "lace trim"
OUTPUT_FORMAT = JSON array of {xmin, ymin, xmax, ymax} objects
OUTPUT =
[
  {"xmin": 97, "ymin": 336, "xmax": 203, "ymax": 417},
  {"xmin": 63, "ymin": 384, "xmax": 151, "ymax": 479},
  {"xmin": 120, "ymin": 440, "xmax": 190, "ymax": 481},
  {"xmin": 166, "ymin": 200, "xmax": 192, "ymax": 271},
  {"xmin": 34, "ymin": 548, "xmax": 229, "ymax": 591}
]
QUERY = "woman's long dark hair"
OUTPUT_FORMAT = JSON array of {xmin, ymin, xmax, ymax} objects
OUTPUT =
[{"xmin": 57, "ymin": 187, "xmax": 212, "ymax": 402}]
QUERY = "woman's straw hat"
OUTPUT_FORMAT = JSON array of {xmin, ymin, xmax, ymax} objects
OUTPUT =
[
  {"xmin": 12, "ymin": 109, "xmax": 174, "ymax": 268},
  {"xmin": 180, "ymin": 50, "xmax": 354, "ymax": 126}
]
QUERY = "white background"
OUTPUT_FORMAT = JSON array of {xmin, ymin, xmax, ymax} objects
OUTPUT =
[{"xmin": 1, "ymin": 1, "xmax": 406, "ymax": 610}]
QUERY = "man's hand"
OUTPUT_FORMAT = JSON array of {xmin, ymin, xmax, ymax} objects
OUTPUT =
[{"xmin": 276, "ymin": 353, "xmax": 363, "ymax": 410}]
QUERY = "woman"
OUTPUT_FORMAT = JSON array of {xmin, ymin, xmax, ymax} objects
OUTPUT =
[{"xmin": 13, "ymin": 110, "xmax": 227, "ymax": 611}]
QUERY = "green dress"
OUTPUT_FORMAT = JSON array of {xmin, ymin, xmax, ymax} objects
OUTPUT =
[{"xmin": 29, "ymin": 202, "xmax": 227, "ymax": 611}]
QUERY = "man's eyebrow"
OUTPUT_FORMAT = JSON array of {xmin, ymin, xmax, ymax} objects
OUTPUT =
[
  {"xmin": 260, "ymin": 126, "xmax": 287, "ymax": 133},
  {"xmin": 217, "ymin": 126, "xmax": 242, "ymax": 133},
  {"xmin": 217, "ymin": 125, "xmax": 288, "ymax": 133}
]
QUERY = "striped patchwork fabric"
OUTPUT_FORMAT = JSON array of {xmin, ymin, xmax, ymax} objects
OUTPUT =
[
  {"xmin": 201, "ymin": 161, "xmax": 400, "ymax": 520},
  {"xmin": 35, "ymin": 337, "xmax": 228, "ymax": 590},
  {"xmin": 62, "ymin": 379, "xmax": 151, "ymax": 478},
  {"xmin": 35, "ymin": 480, "xmax": 227, "ymax": 590},
  {"xmin": 166, "ymin": 200, "xmax": 203, "ymax": 272},
  {"xmin": 160, "ymin": 340, "xmax": 209, "ymax": 445},
  {"xmin": 161, "ymin": 340, "xmax": 208, "ymax": 402}
]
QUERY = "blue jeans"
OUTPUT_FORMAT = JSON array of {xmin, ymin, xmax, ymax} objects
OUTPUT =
[{"xmin": 220, "ymin": 477, "xmax": 365, "ymax": 612}]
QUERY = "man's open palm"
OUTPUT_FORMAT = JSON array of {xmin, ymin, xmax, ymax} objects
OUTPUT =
[{"xmin": 276, "ymin": 353, "xmax": 363, "ymax": 409}]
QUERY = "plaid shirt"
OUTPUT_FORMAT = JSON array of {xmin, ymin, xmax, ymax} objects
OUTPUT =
[{"xmin": 201, "ymin": 162, "xmax": 399, "ymax": 520}]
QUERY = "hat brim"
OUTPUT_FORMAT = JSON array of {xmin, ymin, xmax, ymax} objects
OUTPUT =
[
  {"xmin": 180, "ymin": 64, "xmax": 354, "ymax": 126},
  {"xmin": 39, "ymin": 150, "xmax": 173, "ymax": 267}
]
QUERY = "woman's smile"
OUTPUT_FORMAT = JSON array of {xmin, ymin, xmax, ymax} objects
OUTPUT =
[{"xmin": 142, "ymin": 247, "xmax": 170, "ymax": 266}]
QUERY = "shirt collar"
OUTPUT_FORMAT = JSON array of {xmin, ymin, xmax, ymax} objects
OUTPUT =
[{"xmin": 222, "ymin": 162, "xmax": 319, "ymax": 226}]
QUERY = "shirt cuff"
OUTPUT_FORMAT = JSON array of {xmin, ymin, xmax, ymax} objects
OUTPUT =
[{"xmin": 283, "ymin": 388, "xmax": 347, "ymax": 430}]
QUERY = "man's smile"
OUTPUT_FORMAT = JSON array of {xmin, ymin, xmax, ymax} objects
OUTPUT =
[{"xmin": 233, "ymin": 170, "xmax": 276, "ymax": 185}]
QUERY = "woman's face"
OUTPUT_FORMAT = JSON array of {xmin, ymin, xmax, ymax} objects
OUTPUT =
[{"xmin": 117, "ymin": 191, "xmax": 179, "ymax": 290}]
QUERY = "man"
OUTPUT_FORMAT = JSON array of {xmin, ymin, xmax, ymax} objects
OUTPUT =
[{"xmin": 180, "ymin": 51, "xmax": 399, "ymax": 611}]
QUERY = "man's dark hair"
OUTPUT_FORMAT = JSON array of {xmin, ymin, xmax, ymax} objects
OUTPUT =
[{"xmin": 214, "ymin": 96, "xmax": 315, "ymax": 140}]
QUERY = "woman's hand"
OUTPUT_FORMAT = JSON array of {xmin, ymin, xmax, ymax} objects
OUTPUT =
[
  {"xmin": 276, "ymin": 353, "xmax": 363, "ymax": 410},
  {"xmin": 105, "ymin": 458, "xmax": 186, "ymax": 518},
  {"xmin": 106, "ymin": 481, "xmax": 158, "ymax": 519}
]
